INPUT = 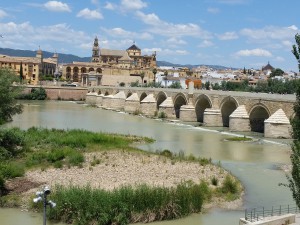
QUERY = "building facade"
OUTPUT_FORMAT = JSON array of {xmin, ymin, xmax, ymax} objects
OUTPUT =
[
  {"xmin": 0, "ymin": 49, "xmax": 58, "ymax": 85},
  {"xmin": 62, "ymin": 37, "xmax": 157, "ymax": 86}
]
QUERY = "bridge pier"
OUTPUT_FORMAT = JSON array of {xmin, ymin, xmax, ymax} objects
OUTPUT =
[
  {"xmin": 95, "ymin": 94, "xmax": 103, "ymax": 107},
  {"xmin": 180, "ymin": 99, "xmax": 197, "ymax": 122},
  {"xmin": 102, "ymin": 95, "xmax": 113, "ymax": 109},
  {"xmin": 229, "ymin": 105, "xmax": 250, "ymax": 132},
  {"xmin": 124, "ymin": 93, "xmax": 140, "ymax": 114},
  {"xmin": 110, "ymin": 91, "xmax": 126, "ymax": 110},
  {"xmin": 264, "ymin": 109, "xmax": 292, "ymax": 138},
  {"xmin": 140, "ymin": 94, "xmax": 157, "ymax": 117},
  {"xmin": 203, "ymin": 108, "xmax": 223, "ymax": 127},
  {"xmin": 159, "ymin": 97, "xmax": 176, "ymax": 119},
  {"xmin": 86, "ymin": 92, "xmax": 97, "ymax": 105}
]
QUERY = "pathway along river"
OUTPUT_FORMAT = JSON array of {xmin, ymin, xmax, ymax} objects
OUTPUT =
[{"xmin": 1, "ymin": 101, "xmax": 294, "ymax": 225}]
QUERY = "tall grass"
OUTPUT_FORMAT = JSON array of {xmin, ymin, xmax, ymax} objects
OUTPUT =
[{"xmin": 43, "ymin": 181, "xmax": 210, "ymax": 225}]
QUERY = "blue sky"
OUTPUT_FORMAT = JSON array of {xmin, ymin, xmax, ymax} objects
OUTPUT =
[{"xmin": 0, "ymin": 0, "xmax": 299, "ymax": 71}]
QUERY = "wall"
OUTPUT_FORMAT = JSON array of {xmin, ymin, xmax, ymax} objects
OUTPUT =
[{"xmin": 24, "ymin": 86, "xmax": 88, "ymax": 101}]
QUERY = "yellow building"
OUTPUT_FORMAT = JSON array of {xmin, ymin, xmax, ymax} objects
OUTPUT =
[
  {"xmin": 62, "ymin": 37, "xmax": 157, "ymax": 86},
  {"xmin": 0, "ymin": 49, "xmax": 58, "ymax": 85}
]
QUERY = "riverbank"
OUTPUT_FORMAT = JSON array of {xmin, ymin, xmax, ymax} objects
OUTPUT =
[{"xmin": 6, "ymin": 150, "xmax": 243, "ymax": 212}]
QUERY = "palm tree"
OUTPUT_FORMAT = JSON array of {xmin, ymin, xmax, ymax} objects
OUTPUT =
[
  {"xmin": 140, "ymin": 72, "xmax": 145, "ymax": 86},
  {"xmin": 163, "ymin": 71, "xmax": 168, "ymax": 87},
  {"xmin": 152, "ymin": 68, "xmax": 157, "ymax": 83}
]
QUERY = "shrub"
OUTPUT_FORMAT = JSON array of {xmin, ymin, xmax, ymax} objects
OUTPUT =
[
  {"xmin": 0, "ymin": 128, "xmax": 25, "ymax": 159},
  {"xmin": 158, "ymin": 111, "xmax": 167, "ymax": 119},
  {"xmin": 0, "ymin": 162, "xmax": 25, "ymax": 179},
  {"xmin": 221, "ymin": 175, "xmax": 238, "ymax": 194}
]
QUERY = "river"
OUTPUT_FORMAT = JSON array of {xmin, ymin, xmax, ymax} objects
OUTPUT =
[{"xmin": 0, "ymin": 100, "xmax": 294, "ymax": 225}]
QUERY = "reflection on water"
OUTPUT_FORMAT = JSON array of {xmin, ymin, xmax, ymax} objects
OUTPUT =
[{"xmin": 1, "ymin": 101, "xmax": 293, "ymax": 225}]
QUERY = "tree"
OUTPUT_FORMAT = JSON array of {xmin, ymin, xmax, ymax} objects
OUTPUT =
[
  {"xmin": 280, "ymin": 34, "xmax": 300, "ymax": 208},
  {"xmin": 243, "ymin": 67, "xmax": 246, "ymax": 74},
  {"xmin": 139, "ymin": 72, "xmax": 145, "ymax": 86},
  {"xmin": 0, "ymin": 68, "xmax": 23, "ymax": 125},
  {"xmin": 152, "ymin": 68, "xmax": 157, "ymax": 83},
  {"xmin": 19, "ymin": 62, "xmax": 23, "ymax": 83},
  {"xmin": 269, "ymin": 68, "xmax": 284, "ymax": 77},
  {"xmin": 292, "ymin": 33, "xmax": 300, "ymax": 71}
]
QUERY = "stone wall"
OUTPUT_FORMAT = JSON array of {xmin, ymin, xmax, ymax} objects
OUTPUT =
[{"xmin": 24, "ymin": 86, "xmax": 88, "ymax": 101}]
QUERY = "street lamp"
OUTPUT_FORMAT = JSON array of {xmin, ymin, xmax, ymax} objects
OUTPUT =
[{"xmin": 33, "ymin": 186, "xmax": 56, "ymax": 225}]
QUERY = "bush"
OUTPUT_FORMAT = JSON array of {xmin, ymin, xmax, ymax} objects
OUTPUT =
[
  {"xmin": 0, "ymin": 162, "xmax": 25, "ymax": 179},
  {"xmin": 0, "ymin": 128, "xmax": 25, "ymax": 159},
  {"xmin": 17, "ymin": 87, "xmax": 47, "ymax": 100},
  {"xmin": 221, "ymin": 175, "xmax": 238, "ymax": 194}
]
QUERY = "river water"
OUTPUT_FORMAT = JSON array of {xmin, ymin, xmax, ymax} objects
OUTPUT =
[{"xmin": 1, "ymin": 100, "xmax": 294, "ymax": 225}]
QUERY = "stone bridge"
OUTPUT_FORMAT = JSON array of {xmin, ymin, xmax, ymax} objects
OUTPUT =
[{"xmin": 86, "ymin": 86, "xmax": 296, "ymax": 139}]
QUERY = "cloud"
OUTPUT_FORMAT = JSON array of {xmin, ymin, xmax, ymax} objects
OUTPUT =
[
  {"xmin": 240, "ymin": 25, "xmax": 300, "ymax": 41},
  {"xmin": 198, "ymin": 40, "xmax": 214, "ymax": 48},
  {"xmin": 120, "ymin": 0, "xmax": 147, "ymax": 11},
  {"xmin": 136, "ymin": 11, "xmax": 212, "ymax": 38},
  {"xmin": 44, "ymin": 1, "xmax": 71, "ymax": 12},
  {"xmin": 274, "ymin": 56, "xmax": 285, "ymax": 62},
  {"xmin": 165, "ymin": 37, "xmax": 187, "ymax": 46},
  {"xmin": 218, "ymin": 31, "xmax": 238, "ymax": 40},
  {"xmin": 207, "ymin": 7, "xmax": 220, "ymax": 14},
  {"xmin": 0, "ymin": 9, "xmax": 8, "ymax": 18},
  {"xmin": 77, "ymin": 8, "xmax": 103, "ymax": 20},
  {"xmin": 0, "ymin": 21, "xmax": 90, "ymax": 52},
  {"xmin": 101, "ymin": 27, "xmax": 153, "ymax": 40},
  {"xmin": 104, "ymin": 2, "xmax": 116, "ymax": 10},
  {"xmin": 235, "ymin": 48, "xmax": 272, "ymax": 57},
  {"xmin": 143, "ymin": 48, "xmax": 189, "ymax": 56}
]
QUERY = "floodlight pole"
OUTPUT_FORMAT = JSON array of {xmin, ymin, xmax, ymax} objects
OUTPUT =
[{"xmin": 43, "ymin": 192, "xmax": 47, "ymax": 225}]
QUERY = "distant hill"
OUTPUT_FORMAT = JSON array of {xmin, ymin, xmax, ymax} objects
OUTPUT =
[
  {"xmin": 0, "ymin": 48, "xmax": 90, "ymax": 63},
  {"xmin": 0, "ymin": 47, "xmax": 233, "ymax": 70}
]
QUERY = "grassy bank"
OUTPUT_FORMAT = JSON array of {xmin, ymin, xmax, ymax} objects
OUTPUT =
[{"xmin": 0, "ymin": 127, "xmax": 242, "ymax": 224}]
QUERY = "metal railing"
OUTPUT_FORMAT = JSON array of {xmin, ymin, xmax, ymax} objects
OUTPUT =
[{"xmin": 245, "ymin": 204, "xmax": 300, "ymax": 222}]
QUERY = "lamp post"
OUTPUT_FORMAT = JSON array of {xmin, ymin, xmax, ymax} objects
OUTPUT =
[{"xmin": 33, "ymin": 186, "xmax": 56, "ymax": 225}]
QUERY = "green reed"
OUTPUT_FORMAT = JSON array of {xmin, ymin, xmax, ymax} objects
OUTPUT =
[{"xmin": 43, "ymin": 181, "xmax": 210, "ymax": 225}]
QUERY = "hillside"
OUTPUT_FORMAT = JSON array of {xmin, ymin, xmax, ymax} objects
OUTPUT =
[{"xmin": 0, "ymin": 47, "xmax": 232, "ymax": 70}]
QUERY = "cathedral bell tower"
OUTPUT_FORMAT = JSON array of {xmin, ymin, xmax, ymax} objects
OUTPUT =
[{"xmin": 91, "ymin": 36, "xmax": 100, "ymax": 63}]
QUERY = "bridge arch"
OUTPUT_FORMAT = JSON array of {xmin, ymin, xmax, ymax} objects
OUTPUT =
[
  {"xmin": 249, "ymin": 103, "xmax": 270, "ymax": 133},
  {"xmin": 195, "ymin": 94, "xmax": 212, "ymax": 123},
  {"xmin": 126, "ymin": 91, "xmax": 132, "ymax": 98},
  {"xmin": 220, "ymin": 96, "xmax": 239, "ymax": 127},
  {"xmin": 156, "ymin": 91, "xmax": 167, "ymax": 109},
  {"xmin": 140, "ymin": 92, "xmax": 147, "ymax": 102},
  {"xmin": 174, "ymin": 93, "xmax": 188, "ymax": 118}
]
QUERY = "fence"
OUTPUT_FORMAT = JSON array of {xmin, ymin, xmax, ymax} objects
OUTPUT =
[{"xmin": 245, "ymin": 204, "xmax": 300, "ymax": 222}]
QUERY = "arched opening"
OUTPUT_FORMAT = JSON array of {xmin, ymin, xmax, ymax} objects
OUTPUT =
[
  {"xmin": 221, "ymin": 97, "xmax": 238, "ymax": 127},
  {"xmin": 249, "ymin": 105, "xmax": 270, "ymax": 133},
  {"xmin": 66, "ymin": 67, "xmax": 71, "ymax": 73},
  {"xmin": 174, "ymin": 94, "xmax": 188, "ymax": 118},
  {"xmin": 104, "ymin": 91, "xmax": 109, "ymax": 96},
  {"xmin": 96, "ymin": 68, "xmax": 102, "ymax": 73},
  {"xmin": 195, "ymin": 95, "xmax": 212, "ymax": 123},
  {"xmin": 81, "ymin": 67, "xmax": 87, "ymax": 73},
  {"xmin": 140, "ymin": 92, "xmax": 147, "ymax": 102},
  {"xmin": 73, "ymin": 67, "xmax": 79, "ymax": 73},
  {"xmin": 156, "ymin": 92, "xmax": 167, "ymax": 109},
  {"xmin": 89, "ymin": 68, "xmax": 95, "ymax": 72},
  {"xmin": 126, "ymin": 92, "xmax": 132, "ymax": 98},
  {"xmin": 73, "ymin": 73, "xmax": 78, "ymax": 82}
]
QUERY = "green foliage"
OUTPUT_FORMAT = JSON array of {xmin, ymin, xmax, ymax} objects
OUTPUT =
[
  {"xmin": 0, "ymin": 128, "xmax": 26, "ymax": 160},
  {"xmin": 45, "ymin": 181, "xmax": 210, "ymax": 224},
  {"xmin": 225, "ymin": 136, "xmax": 252, "ymax": 142},
  {"xmin": 205, "ymin": 81, "xmax": 210, "ymax": 90},
  {"xmin": 158, "ymin": 111, "xmax": 167, "ymax": 119},
  {"xmin": 269, "ymin": 68, "xmax": 284, "ymax": 77},
  {"xmin": 17, "ymin": 87, "xmax": 47, "ymax": 100},
  {"xmin": 0, "ymin": 162, "xmax": 25, "ymax": 179},
  {"xmin": 0, "ymin": 68, "xmax": 23, "ymax": 125},
  {"xmin": 119, "ymin": 82, "xmax": 125, "ymax": 87},
  {"xmin": 130, "ymin": 80, "xmax": 140, "ymax": 87},
  {"xmin": 168, "ymin": 81, "xmax": 182, "ymax": 89},
  {"xmin": 220, "ymin": 175, "xmax": 239, "ymax": 194},
  {"xmin": 292, "ymin": 33, "xmax": 300, "ymax": 72}
]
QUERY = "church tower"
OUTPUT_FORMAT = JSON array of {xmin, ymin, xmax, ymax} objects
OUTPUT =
[{"xmin": 91, "ymin": 36, "xmax": 100, "ymax": 63}]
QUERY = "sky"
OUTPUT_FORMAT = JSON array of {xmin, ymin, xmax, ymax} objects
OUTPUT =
[{"xmin": 0, "ymin": 0, "xmax": 300, "ymax": 71}]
